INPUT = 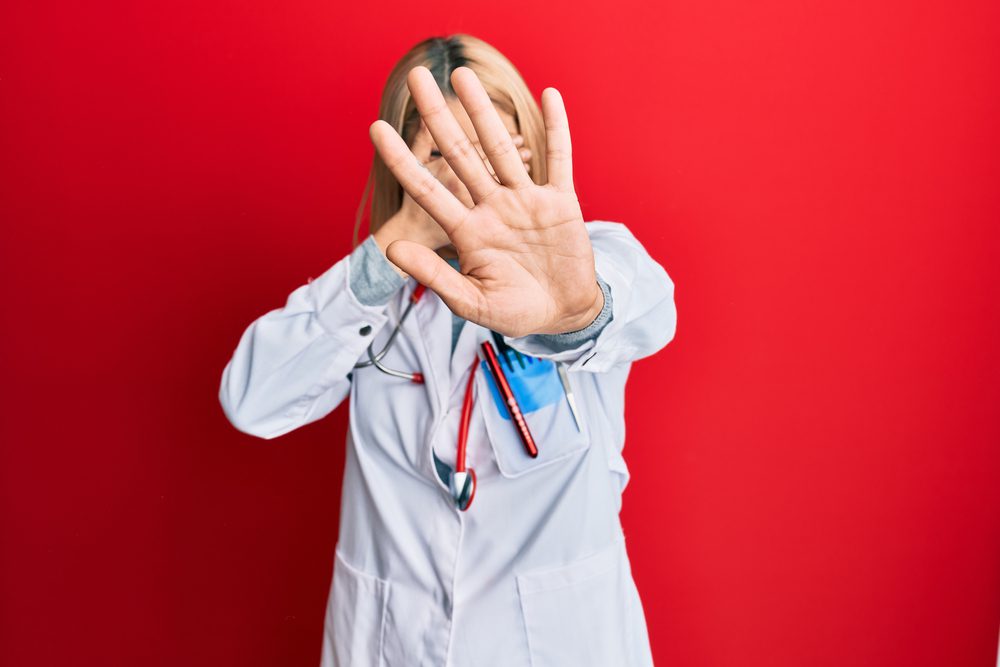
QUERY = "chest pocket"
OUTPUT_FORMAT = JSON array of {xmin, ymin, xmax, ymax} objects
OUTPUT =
[{"xmin": 475, "ymin": 351, "xmax": 590, "ymax": 478}]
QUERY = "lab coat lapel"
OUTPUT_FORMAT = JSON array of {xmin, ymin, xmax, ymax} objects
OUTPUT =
[{"xmin": 411, "ymin": 284, "xmax": 453, "ymax": 415}]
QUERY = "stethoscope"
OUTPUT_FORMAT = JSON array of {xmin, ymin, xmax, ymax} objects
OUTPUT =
[
  {"xmin": 353, "ymin": 283, "xmax": 428, "ymax": 383},
  {"xmin": 352, "ymin": 282, "xmax": 480, "ymax": 511}
]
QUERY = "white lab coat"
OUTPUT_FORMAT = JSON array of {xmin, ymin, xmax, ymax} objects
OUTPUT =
[{"xmin": 219, "ymin": 220, "xmax": 677, "ymax": 666}]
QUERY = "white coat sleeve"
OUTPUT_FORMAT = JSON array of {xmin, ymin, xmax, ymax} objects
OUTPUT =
[
  {"xmin": 501, "ymin": 221, "xmax": 677, "ymax": 373},
  {"xmin": 218, "ymin": 243, "xmax": 401, "ymax": 440}
]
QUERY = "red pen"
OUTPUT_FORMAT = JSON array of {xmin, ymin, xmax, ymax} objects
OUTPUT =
[{"xmin": 480, "ymin": 340, "xmax": 539, "ymax": 458}]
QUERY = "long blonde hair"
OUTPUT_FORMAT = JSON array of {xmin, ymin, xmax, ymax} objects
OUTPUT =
[{"xmin": 352, "ymin": 34, "xmax": 548, "ymax": 247}]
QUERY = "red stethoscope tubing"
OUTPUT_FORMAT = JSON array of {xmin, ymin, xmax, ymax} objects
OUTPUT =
[
  {"xmin": 453, "ymin": 357, "xmax": 480, "ymax": 510},
  {"xmin": 455, "ymin": 357, "xmax": 478, "ymax": 474}
]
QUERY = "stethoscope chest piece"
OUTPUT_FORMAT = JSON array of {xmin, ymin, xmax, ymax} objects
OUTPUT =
[{"xmin": 450, "ymin": 468, "xmax": 477, "ymax": 511}]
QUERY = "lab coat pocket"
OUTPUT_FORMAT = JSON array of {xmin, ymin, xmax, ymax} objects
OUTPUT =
[
  {"xmin": 515, "ymin": 534, "xmax": 630, "ymax": 667},
  {"xmin": 324, "ymin": 547, "xmax": 391, "ymax": 667},
  {"xmin": 476, "ymin": 357, "xmax": 590, "ymax": 478}
]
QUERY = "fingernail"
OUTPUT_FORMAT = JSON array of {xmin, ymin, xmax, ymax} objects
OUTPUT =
[
  {"xmin": 520, "ymin": 148, "xmax": 531, "ymax": 159},
  {"xmin": 512, "ymin": 135, "xmax": 524, "ymax": 146}
]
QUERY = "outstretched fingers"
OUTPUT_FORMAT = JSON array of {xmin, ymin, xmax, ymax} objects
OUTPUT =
[
  {"xmin": 369, "ymin": 120, "xmax": 469, "ymax": 237},
  {"xmin": 451, "ymin": 67, "xmax": 533, "ymax": 190},
  {"xmin": 384, "ymin": 240, "xmax": 482, "ymax": 321},
  {"xmin": 541, "ymin": 87, "xmax": 574, "ymax": 193},
  {"xmin": 407, "ymin": 66, "xmax": 501, "ymax": 204}
]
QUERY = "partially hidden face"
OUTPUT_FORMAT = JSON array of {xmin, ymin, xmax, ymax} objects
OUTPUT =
[{"xmin": 429, "ymin": 97, "xmax": 520, "ymax": 164}]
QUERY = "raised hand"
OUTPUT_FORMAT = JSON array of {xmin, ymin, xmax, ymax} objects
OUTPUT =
[{"xmin": 368, "ymin": 66, "xmax": 603, "ymax": 338}]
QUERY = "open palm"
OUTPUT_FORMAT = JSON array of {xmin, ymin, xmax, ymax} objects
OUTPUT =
[{"xmin": 369, "ymin": 65, "xmax": 603, "ymax": 338}]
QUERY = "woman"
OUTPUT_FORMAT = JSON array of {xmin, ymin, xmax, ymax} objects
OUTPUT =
[{"xmin": 219, "ymin": 34, "xmax": 677, "ymax": 667}]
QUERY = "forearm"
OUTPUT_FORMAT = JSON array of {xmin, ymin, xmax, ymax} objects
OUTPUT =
[{"xmin": 220, "ymin": 243, "xmax": 402, "ymax": 439}]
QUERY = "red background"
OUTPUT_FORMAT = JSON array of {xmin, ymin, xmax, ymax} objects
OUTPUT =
[{"xmin": 2, "ymin": 1, "xmax": 998, "ymax": 665}]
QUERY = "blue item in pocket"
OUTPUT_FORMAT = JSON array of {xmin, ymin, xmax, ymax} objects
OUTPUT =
[{"xmin": 480, "ymin": 352, "xmax": 563, "ymax": 419}]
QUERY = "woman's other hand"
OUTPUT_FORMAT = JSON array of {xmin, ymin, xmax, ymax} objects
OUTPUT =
[{"xmin": 368, "ymin": 65, "xmax": 601, "ymax": 338}]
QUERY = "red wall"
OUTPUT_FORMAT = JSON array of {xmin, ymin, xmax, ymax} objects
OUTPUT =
[{"xmin": 2, "ymin": 1, "xmax": 998, "ymax": 665}]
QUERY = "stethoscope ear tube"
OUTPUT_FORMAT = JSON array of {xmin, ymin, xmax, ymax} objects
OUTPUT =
[
  {"xmin": 355, "ymin": 282, "xmax": 428, "ymax": 383},
  {"xmin": 366, "ymin": 343, "xmax": 424, "ymax": 383}
]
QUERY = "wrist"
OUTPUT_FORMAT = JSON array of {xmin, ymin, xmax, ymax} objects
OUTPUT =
[
  {"xmin": 349, "ymin": 235, "xmax": 407, "ymax": 306},
  {"xmin": 553, "ymin": 280, "xmax": 605, "ymax": 334}
]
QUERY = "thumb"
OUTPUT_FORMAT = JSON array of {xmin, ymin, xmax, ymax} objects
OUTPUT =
[{"xmin": 386, "ymin": 240, "xmax": 481, "ymax": 321}]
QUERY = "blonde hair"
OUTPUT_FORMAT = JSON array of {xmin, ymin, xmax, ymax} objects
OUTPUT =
[{"xmin": 352, "ymin": 34, "xmax": 548, "ymax": 247}]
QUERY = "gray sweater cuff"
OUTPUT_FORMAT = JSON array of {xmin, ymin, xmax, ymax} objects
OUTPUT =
[
  {"xmin": 348, "ymin": 235, "xmax": 406, "ymax": 306},
  {"xmin": 529, "ymin": 274, "xmax": 613, "ymax": 351}
]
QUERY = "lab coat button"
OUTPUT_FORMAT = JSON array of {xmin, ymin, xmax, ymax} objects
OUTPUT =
[{"xmin": 359, "ymin": 324, "xmax": 372, "ymax": 336}]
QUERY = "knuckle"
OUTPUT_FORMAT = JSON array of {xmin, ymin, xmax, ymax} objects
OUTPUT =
[
  {"xmin": 485, "ymin": 136, "xmax": 517, "ymax": 160},
  {"xmin": 412, "ymin": 171, "xmax": 439, "ymax": 200},
  {"xmin": 443, "ymin": 136, "xmax": 480, "ymax": 164},
  {"xmin": 425, "ymin": 102, "xmax": 451, "ymax": 121},
  {"xmin": 546, "ymin": 146, "xmax": 572, "ymax": 161},
  {"xmin": 386, "ymin": 151, "xmax": 411, "ymax": 172}
]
